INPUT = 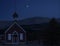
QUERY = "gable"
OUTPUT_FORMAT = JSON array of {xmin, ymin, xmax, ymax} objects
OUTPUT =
[{"xmin": 5, "ymin": 22, "xmax": 26, "ymax": 33}]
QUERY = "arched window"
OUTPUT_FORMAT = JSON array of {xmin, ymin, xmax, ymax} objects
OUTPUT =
[
  {"xmin": 8, "ymin": 34, "xmax": 11, "ymax": 40},
  {"xmin": 20, "ymin": 33, "xmax": 23, "ymax": 40}
]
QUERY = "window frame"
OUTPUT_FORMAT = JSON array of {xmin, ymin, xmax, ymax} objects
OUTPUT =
[
  {"xmin": 8, "ymin": 34, "xmax": 11, "ymax": 40},
  {"xmin": 20, "ymin": 33, "xmax": 23, "ymax": 40}
]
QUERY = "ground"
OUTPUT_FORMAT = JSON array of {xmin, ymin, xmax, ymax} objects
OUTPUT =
[
  {"xmin": 0, "ymin": 41, "xmax": 58, "ymax": 46},
  {"xmin": 0, "ymin": 43, "xmax": 40, "ymax": 46},
  {"xmin": 0, "ymin": 44, "xmax": 59, "ymax": 46}
]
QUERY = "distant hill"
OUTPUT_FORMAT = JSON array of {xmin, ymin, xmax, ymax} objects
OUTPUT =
[
  {"xmin": 20, "ymin": 17, "xmax": 50, "ymax": 25},
  {"xmin": 0, "ymin": 17, "xmax": 57, "ymax": 29}
]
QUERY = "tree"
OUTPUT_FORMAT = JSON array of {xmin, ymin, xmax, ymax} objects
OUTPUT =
[
  {"xmin": 49, "ymin": 18, "xmax": 58, "ymax": 28},
  {"xmin": 48, "ymin": 18, "xmax": 59, "ymax": 46}
]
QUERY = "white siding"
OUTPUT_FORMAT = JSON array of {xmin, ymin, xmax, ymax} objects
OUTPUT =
[
  {"xmin": 20, "ymin": 33, "xmax": 23, "ymax": 40},
  {"xmin": 8, "ymin": 34, "xmax": 11, "ymax": 40}
]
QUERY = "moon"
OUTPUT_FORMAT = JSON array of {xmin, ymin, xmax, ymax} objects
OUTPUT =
[{"xmin": 26, "ymin": 5, "xmax": 30, "ymax": 8}]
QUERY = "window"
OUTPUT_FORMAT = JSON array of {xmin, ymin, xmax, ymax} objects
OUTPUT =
[
  {"xmin": 20, "ymin": 33, "xmax": 23, "ymax": 40},
  {"xmin": 8, "ymin": 34, "xmax": 11, "ymax": 40}
]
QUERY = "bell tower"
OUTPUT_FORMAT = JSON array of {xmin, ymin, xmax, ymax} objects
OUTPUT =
[{"xmin": 12, "ymin": 12, "xmax": 18, "ymax": 21}]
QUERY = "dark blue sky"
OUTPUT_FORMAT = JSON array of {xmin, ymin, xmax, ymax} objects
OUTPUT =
[{"xmin": 0, "ymin": 0, "xmax": 60, "ymax": 20}]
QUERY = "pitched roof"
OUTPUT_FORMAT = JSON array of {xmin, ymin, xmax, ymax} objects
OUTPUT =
[{"xmin": 5, "ymin": 21, "xmax": 26, "ymax": 33}]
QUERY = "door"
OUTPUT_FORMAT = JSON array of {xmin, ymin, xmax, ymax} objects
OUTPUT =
[{"xmin": 12, "ymin": 31, "xmax": 19, "ymax": 44}]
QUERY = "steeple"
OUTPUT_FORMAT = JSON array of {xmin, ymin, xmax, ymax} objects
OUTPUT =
[{"xmin": 12, "ymin": 12, "xmax": 18, "ymax": 21}]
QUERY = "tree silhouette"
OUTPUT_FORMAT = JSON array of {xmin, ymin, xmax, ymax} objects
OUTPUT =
[
  {"xmin": 49, "ymin": 18, "xmax": 58, "ymax": 28},
  {"xmin": 48, "ymin": 18, "xmax": 59, "ymax": 46}
]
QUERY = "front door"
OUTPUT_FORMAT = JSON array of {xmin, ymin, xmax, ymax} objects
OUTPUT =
[{"xmin": 12, "ymin": 31, "xmax": 19, "ymax": 44}]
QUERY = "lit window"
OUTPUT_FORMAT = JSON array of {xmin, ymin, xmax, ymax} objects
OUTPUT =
[
  {"xmin": 20, "ymin": 33, "xmax": 23, "ymax": 40},
  {"xmin": 8, "ymin": 34, "xmax": 11, "ymax": 40}
]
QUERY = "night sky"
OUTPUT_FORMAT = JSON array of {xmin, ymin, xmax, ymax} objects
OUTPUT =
[{"xmin": 0, "ymin": 0, "xmax": 60, "ymax": 20}]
